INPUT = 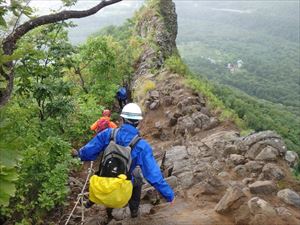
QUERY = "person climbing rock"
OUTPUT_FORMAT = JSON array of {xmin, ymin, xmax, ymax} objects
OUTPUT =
[
  {"xmin": 90, "ymin": 109, "xmax": 117, "ymax": 133},
  {"xmin": 116, "ymin": 86, "xmax": 128, "ymax": 110},
  {"xmin": 72, "ymin": 103, "xmax": 175, "ymax": 218}
]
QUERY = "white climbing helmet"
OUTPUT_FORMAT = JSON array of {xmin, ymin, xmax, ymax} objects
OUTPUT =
[{"xmin": 120, "ymin": 103, "xmax": 143, "ymax": 120}]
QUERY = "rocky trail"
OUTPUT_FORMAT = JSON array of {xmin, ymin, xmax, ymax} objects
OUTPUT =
[
  {"xmin": 58, "ymin": 0, "xmax": 300, "ymax": 224},
  {"xmin": 61, "ymin": 71, "xmax": 300, "ymax": 225}
]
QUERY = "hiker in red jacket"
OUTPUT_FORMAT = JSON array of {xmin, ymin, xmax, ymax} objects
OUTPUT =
[{"xmin": 90, "ymin": 109, "xmax": 117, "ymax": 133}]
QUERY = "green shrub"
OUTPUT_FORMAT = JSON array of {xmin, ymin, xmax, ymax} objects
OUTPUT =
[{"xmin": 165, "ymin": 55, "xmax": 189, "ymax": 76}]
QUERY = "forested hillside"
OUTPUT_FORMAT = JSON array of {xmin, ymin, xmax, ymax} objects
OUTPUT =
[
  {"xmin": 175, "ymin": 0, "xmax": 300, "ymax": 152},
  {"xmin": 177, "ymin": 1, "xmax": 299, "ymax": 109}
]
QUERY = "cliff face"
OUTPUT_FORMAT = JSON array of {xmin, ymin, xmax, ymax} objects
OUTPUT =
[{"xmin": 135, "ymin": 0, "xmax": 177, "ymax": 58}]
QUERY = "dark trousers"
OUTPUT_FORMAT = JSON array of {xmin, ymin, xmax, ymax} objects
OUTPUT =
[
  {"xmin": 129, "ymin": 183, "xmax": 142, "ymax": 212},
  {"xmin": 118, "ymin": 99, "xmax": 127, "ymax": 110}
]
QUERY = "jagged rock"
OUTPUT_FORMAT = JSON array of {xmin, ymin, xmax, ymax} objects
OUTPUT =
[
  {"xmin": 215, "ymin": 185, "xmax": 246, "ymax": 214},
  {"xmin": 84, "ymin": 217, "xmax": 107, "ymax": 225},
  {"xmin": 233, "ymin": 165, "xmax": 248, "ymax": 177},
  {"xmin": 112, "ymin": 207, "xmax": 130, "ymax": 221},
  {"xmin": 285, "ymin": 151, "xmax": 299, "ymax": 167},
  {"xmin": 260, "ymin": 163, "xmax": 285, "ymax": 180},
  {"xmin": 277, "ymin": 189, "xmax": 300, "ymax": 208},
  {"xmin": 149, "ymin": 90, "xmax": 160, "ymax": 99},
  {"xmin": 248, "ymin": 197, "xmax": 276, "ymax": 216},
  {"xmin": 175, "ymin": 115, "xmax": 195, "ymax": 135},
  {"xmin": 249, "ymin": 180, "xmax": 277, "ymax": 195},
  {"xmin": 172, "ymin": 160, "xmax": 191, "ymax": 176},
  {"xmin": 192, "ymin": 111, "xmax": 210, "ymax": 130},
  {"xmin": 168, "ymin": 116, "xmax": 177, "ymax": 127},
  {"xmin": 242, "ymin": 131, "xmax": 281, "ymax": 147},
  {"xmin": 111, "ymin": 204, "xmax": 153, "ymax": 221},
  {"xmin": 149, "ymin": 100, "xmax": 160, "ymax": 110},
  {"xmin": 276, "ymin": 207, "xmax": 299, "ymax": 225},
  {"xmin": 193, "ymin": 181, "xmax": 218, "ymax": 196},
  {"xmin": 230, "ymin": 154, "xmax": 246, "ymax": 165},
  {"xmin": 223, "ymin": 144, "xmax": 239, "ymax": 156},
  {"xmin": 243, "ymin": 131, "xmax": 286, "ymax": 160},
  {"xmin": 173, "ymin": 111, "xmax": 183, "ymax": 118},
  {"xmin": 187, "ymin": 145, "xmax": 200, "ymax": 158},
  {"xmin": 162, "ymin": 96, "xmax": 173, "ymax": 106},
  {"xmin": 177, "ymin": 171, "xmax": 194, "ymax": 188},
  {"xmin": 234, "ymin": 204, "xmax": 251, "ymax": 225},
  {"xmin": 245, "ymin": 161, "xmax": 264, "ymax": 173},
  {"xmin": 225, "ymin": 158, "xmax": 235, "ymax": 169},
  {"xmin": 218, "ymin": 171, "xmax": 230, "ymax": 179},
  {"xmin": 255, "ymin": 146, "xmax": 279, "ymax": 161},
  {"xmin": 212, "ymin": 160, "xmax": 225, "ymax": 171},
  {"xmin": 242, "ymin": 178, "xmax": 255, "ymax": 185},
  {"xmin": 200, "ymin": 107, "xmax": 211, "ymax": 116},
  {"xmin": 165, "ymin": 176, "xmax": 178, "ymax": 189},
  {"xmin": 165, "ymin": 146, "xmax": 188, "ymax": 165}
]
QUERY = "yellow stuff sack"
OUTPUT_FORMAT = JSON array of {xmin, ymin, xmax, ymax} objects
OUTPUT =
[{"xmin": 89, "ymin": 174, "xmax": 133, "ymax": 208}]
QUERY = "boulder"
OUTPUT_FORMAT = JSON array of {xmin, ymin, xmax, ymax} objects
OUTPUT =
[
  {"xmin": 177, "ymin": 171, "xmax": 194, "ymax": 188},
  {"xmin": 215, "ymin": 186, "xmax": 246, "ymax": 214},
  {"xmin": 233, "ymin": 165, "xmax": 248, "ymax": 177},
  {"xmin": 234, "ymin": 204, "xmax": 251, "ymax": 225},
  {"xmin": 255, "ymin": 146, "xmax": 279, "ymax": 161},
  {"xmin": 245, "ymin": 161, "xmax": 264, "ymax": 173},
  {"xmin": 276, "ymin": 207, "xmax": 299, "ymax": 225},
  {"xmin": 175, "ymin": 115, "xmax": 196, "ymax": 135},
  {"xmin": 249, "ymin": 180, "xmax": 277, "ymax": 195},
  {"xmin": 248, "ymin": 197, "xmax": 276, "ymax": 217},
  {"xmin": 162, "ymin": 96, "xmax": 173, "ymax": 107},
  {"xmin": 242, "ymin": 178, "xmax": 255, "ymax": 185},
  {"xmin": 284, "ymin": 151, "xmax": 299, "ymax": 167},
  {"xmin": 277, "ymin": 189, "xmax": 300, "ymax": 208},
  {"xmin": 164, "ymin": 145, "xmax": 188, "ymax": 168},
  {"xmin": 149, "ymin": 100, "xmax": 160, "ymax": 110},
  {"xmin": 230, "ymin": 154, "xmax": 246, "ymax": 165},
  {"xmin": 212, "ymin": 160, "xmax": 226, "ymax": 172},
  {"xmin": 149, "ymin": 90, "xmax": 160, "ymax": 99},
  {"xmin": 223, "ymin": 144, "xmax": 239, "ymax": 156},
  {"xmin": 218, "ymin": 171, "xmax": 230, "ymax": 179},
  {"xmin": 260, "ymin": 163, "xmax": 285, "ymax": 180}
]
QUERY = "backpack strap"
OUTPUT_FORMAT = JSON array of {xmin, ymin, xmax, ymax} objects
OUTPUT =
[
  {"xmin": 128, "ymin": 135, "xmax": 142, "ymax": 149},
  {"xmin": 110, "ymin": 128, "xmax": 119, "ymax": 142}
]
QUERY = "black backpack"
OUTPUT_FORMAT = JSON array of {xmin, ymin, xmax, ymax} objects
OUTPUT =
[{"xmin": 98, "ymin": 128, "xmax": 141, "ymax": 179}]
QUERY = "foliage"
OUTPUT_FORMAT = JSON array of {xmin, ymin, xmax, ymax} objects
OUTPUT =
[
  {"xmin": 292, "ymin": 161, "xmax": 300, "ymax": 180},
  {"xmin": 165, "ymin": 55, "xmax": 189, "ymax": 76},
  {"xmin": 15, "ymin": 22, "xmax": 75, "ymax": 121},
  {"xmin": 212, "ymin": 84, "xmax": 300, "ymax": 153},
  {"xmin": 9, "ymin": 137, "xmax": 73, "ymax": 224}
]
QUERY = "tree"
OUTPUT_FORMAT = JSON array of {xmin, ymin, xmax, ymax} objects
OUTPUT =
[{"xmin": 0, "ymin": 0, "xmax": 122, "ymax": 107}]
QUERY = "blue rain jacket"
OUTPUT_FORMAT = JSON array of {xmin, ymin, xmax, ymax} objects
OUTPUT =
[
  {"xmin": 117, "ymin": 87, "xmax": 127, "ymax": 100},
  {"xmin": 78, "ymin": 124, "xmax": 174, "ymax": 202}
]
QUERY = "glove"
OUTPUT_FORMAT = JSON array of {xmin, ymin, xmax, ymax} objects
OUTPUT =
[{"xmin": 71, "ymin": 149, "xmax": 79, "ymax": 157}]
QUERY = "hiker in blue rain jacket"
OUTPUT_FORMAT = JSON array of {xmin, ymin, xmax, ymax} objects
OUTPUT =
[
  {"xmin": 116, "ymin": 86, "xmax": 127, "ymax": 110},
  {"xmin": 74, "ymin": 103, "xmax": 175, "ymax": 218}
]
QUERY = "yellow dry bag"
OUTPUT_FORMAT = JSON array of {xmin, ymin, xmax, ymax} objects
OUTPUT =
[{"xmin": 89, "ymin": 174, "xmax": 133, "ymax": 208}]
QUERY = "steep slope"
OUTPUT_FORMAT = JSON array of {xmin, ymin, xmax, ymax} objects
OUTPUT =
[{"xmin": 62, "ymin": 1, "xmax": 300, "ymax": 225}]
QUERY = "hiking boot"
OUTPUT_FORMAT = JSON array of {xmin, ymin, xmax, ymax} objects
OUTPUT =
[
  {"xmin": 130, "ymin": 209, "xmax": 139, "ymax": 218},
  {"xmin": 84, "ymin": 199, "xmax": 94, "ymax": 209}
]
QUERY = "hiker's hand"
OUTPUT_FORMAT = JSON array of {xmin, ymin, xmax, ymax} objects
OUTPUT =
[
  {"xmin": 71, "ymin": 149, "xmax": 79, "ymax": 157},
  {"xmin": 169, "ymin": 197, "xmax": 175, "ymax": 206}
]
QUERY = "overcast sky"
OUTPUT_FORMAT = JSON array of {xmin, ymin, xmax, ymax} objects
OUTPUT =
[{"xmin": 27, "ymin": 0, "xmax": 144, "ymax": 43}]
